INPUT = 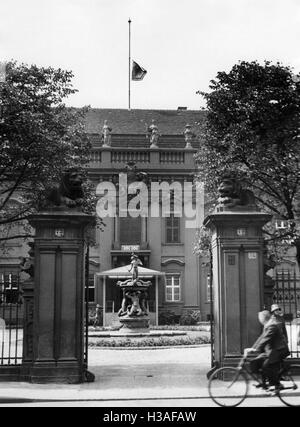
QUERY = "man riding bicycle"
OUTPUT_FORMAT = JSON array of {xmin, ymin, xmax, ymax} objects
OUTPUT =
[{"xmin": 245, "ymin": 309, "xmax": 290, "ymax": 392}]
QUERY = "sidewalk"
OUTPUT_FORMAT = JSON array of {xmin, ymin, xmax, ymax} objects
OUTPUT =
[
  {"xmin": 0, "ymin": 346, "xmax": 212, "ymax": 403},
  {"xmin": 0, "ymin": 345, "xmax": 296, "ymax": 406}
]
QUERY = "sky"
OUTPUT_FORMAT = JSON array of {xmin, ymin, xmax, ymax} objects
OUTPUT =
[{"xmin": 0, "ymin": 0, "xmax": 300, "ymax": 110}]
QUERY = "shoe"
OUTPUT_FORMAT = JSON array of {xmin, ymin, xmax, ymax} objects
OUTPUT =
[
  {"xmin": 269, "ymin": 383, "xmax": 284, "ymax": 393},
  {"xmin": 255, "ymin": 383, "xmax": 268, "ymax": 390}
]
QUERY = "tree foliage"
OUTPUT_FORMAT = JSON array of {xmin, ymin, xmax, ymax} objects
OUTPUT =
[
  {"xmin": 196, "ymin": 61, "xmax": 300, "ymax": 263},
  {"xmin": 0, "ymin": 61, "xmax": 92, "ymax": 245}
]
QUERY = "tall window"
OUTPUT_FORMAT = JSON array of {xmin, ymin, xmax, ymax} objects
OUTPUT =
[
  {"xmin": 165, "ymin": 274, "xmax": 181, "ymax": 302},
  {"xmin": 206, "ymin": 274, "xmax": 212, "ymax": 303},
  {"xmin": 120, "ymin": 217, "xmax": 142, "ymax": 245},
  {"xmin": 85, "ymin": 275, "xmax": 95, "ymax": 303},
  {"xmin": 166, "ymin": 214, "xmax": 180, "ymax": 243}
]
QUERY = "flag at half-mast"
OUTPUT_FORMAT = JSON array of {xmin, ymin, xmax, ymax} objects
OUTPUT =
[
  {"xmin": 0, "ymin": 62, "xmax": 7, "ymax": 83},
  {"xmin": 132, "ymin": 61, "xmax": 147, "ymax": 81}
]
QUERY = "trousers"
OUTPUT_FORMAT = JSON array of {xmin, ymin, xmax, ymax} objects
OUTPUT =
[{"xmin": 250, "ymin": 350, "xmax": 288, "ymax": 386}]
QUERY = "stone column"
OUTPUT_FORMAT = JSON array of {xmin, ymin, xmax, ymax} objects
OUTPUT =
[
  {"xmin": 204, "ymin": 211, "xmax": 271, "ymax": 368},
  {"xmin": 28, "ymin": 211, "xmax": 94, "ymax": 383}
]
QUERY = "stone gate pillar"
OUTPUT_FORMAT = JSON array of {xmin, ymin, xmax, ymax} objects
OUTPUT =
[
  {"xmin": 28, "ymin": 210, "xmax": 94, "ymax": 383},
  {"xmin": 204, "ymin": 176, "xmax": 272, "ymax": 368}
]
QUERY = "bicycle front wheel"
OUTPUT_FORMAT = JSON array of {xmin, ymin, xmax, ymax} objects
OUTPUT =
[
  {"xmin": 278, "ymin": 364, "xmax": 300, "ymax": 407},
  {"xmin": 208, "ymin": 367, "xmax": 249, "ymax": 407}
]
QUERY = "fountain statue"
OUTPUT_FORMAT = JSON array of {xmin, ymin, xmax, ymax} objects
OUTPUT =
[{"xmin": 116, "ymin": 254, "xmax": 152, "ymax": 334}]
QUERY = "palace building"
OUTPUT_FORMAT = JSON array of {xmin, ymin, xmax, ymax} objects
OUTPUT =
[{"xmin": 85, "ymin": 108, "xmax": 211, "ymax": 325}]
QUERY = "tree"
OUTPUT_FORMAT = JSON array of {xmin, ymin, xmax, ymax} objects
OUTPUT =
[
  {"xmin": 196, "ymin": 61, "xmax": 300, "ymax": 265},
  {"xmin": 0, "ymin": 61, "xmax": 92, "ymax": 247}
]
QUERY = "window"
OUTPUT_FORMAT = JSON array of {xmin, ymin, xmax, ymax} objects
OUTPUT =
[
  {"xmin": 0, "ymin": 273, "xmax": 20, "ymax": 304},
  {"xmin": 85, "ymin": 275, "xmax": 95, "ymax": 303},
  {"xmin": 166, "ymin": 214, "xmax": 180, "ymax": 243},
  {"xmin": 120, "ymin": 216, "xmax": 142, "ymax": 245},
  {"xmin": 275, "ymin": 220, "xmax": 288, "ymax": 230},
  {"xmin": 165, "ymin": 274, "xmax": 181, "ymax": 302},
  {"xmin": 206, "ymin": 274, "xmax": 212, "ymax": 303},
  {"xmin": 276, "ymin": 269, "xmax": 291, "ymax": 276}
]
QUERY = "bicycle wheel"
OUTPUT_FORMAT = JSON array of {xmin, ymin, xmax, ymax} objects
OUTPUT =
[
  {"xmin": 208, "ymin": 367, "xmax": 249, "ymax": 407},
  {"xmin": 278, "ymin": 364, "xmax": 300, "ymax": 407}
]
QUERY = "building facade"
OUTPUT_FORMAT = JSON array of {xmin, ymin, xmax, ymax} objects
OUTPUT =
[
  {"xmin": 86, "ymin": 108, "xmax": 211, "ymax": 323},
  {"xmin": 0, "ymin": 107, "xmax": 211, "ymax": 324}
]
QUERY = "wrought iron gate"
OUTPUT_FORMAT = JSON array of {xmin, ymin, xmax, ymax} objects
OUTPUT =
[
  {"xmin": 273, "ymin": 270, "xmax": 300, "ymax": 359},
  {"xmin": 0, "ymin": 272, "xmax": 23, "ymax": 366},
  {"xmin": 208, "ymin": 250, "xmax": 217, "ymax": 373},
  {"xmin": 84, "ymin": 245, "xmax": 90, "ymax": 367}
]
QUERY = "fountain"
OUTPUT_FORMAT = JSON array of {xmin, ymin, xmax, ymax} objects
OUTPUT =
[{"xmin": 116, "ymin": 254, "xmax": 152, "ymax": 334}]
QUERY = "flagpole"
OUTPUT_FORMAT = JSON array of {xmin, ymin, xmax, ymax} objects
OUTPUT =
[{"xmin": 128, "ymin": 18, "xmax": 131, "ymax": 110}]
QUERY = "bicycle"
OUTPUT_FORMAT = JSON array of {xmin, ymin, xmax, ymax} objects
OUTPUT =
[{"xmin": 208, "ymin": 351, "xmax": 300, "ymax": 407}]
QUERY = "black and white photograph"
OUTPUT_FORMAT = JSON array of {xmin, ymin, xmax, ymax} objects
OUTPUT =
[{"xmin": 0, "ymin": 0, "xmax": 300, "ymax": 412}]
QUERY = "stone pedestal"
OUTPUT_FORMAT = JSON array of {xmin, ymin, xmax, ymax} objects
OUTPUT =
[
  {"xmin": 204, "ymin": 211, "xmax": 272, "ymax": 368},
  {"xmin": 28, "ymin": 211, "xmax": 94, "ymax": 384},
  {"xmin": 118, "ymin": 317, "xmax": 150, "ymax": 334}
]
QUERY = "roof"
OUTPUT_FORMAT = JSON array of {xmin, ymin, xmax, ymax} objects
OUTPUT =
[
  {"xmin": 96, "ymin": 264, "xmax": 164, "ymax": 278},
  {"xmin": 85, "ymin": 108, "xmax": 206, "ymax": 135}
]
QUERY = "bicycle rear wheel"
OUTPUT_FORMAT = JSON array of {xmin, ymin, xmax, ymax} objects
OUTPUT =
[
  {"xmin": 208, "ymin": 367, "xmax": 248, "ymax": 407},
  {"xmin": 278, "ymin": 364, "xmax": 300, "ymax": 407}
]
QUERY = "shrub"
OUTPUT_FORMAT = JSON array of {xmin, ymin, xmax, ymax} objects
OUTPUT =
[
  {"xmin": 151, "ymin": 324, "xmax": 209, "ymax": 331},
  {"xmin": 158, "ymin": 310, "xmax": 179, "ymax": 325},
  {"xmin": 89, "ymin": 334, "xmax": 210, "ymax": 348},
  {"xmin": 179, "ymin": 310, "xmax": 201, "ymax": 326}
]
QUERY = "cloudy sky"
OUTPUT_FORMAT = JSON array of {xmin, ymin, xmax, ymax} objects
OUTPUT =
[{"xmin": 0, "ymin": 0, "xmax": 300, "ymax": 110}]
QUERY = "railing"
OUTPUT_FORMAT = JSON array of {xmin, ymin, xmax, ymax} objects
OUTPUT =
[
  {"xmin": 159, "ymin": 151, "xmax": 185, "ymax": 164},
  {"xmin": 0, "ymin": 272, "xmax": 23, "ymax": 366},
  {"xmin": 90, "ymin": 150, "xmax": 102, "ymax": 163},
  {"xmin": 273, "ymin": 270, "xmax": 300, "ymax": 359},
  {"xmin": 89, "ymin": 148, "xmax": 192, "ymax": 165},
  {"xmin": 111, "ymin": 151, "xmax": 150, "ymax": 164}
]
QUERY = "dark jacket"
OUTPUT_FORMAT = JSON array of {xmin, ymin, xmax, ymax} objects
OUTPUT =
[
  {"xmin": 274, "ymin": 315, "xmax": 288, "ymax": 343},
  {"xmin": 253, "ymin": 317, "xmax": 290, "ymax": 363}
]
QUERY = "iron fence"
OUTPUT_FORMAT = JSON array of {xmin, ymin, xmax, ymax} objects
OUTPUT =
[
  {"xmin": 273, "ymin": 270, "xmax": 300, "ymax": 359},
  {"xmin": 84, "ymin": 246, "xmax": 90, "ymax": 366},
  {"xmin": 0, "ymin": 272, "xmax": 23, "ymax": 365}
]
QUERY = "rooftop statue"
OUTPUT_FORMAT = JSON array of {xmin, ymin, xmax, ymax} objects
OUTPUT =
[
  {"xmin": 184, "ymin": 123, "xmax": 195, "ymax": 149},
  {"xmin": 147, "ymin": 120, "xmax": 159, "ymax": 148},
  {"xmin": 102, "ymin": 120, "xmax": 112, "ymax": 147}
]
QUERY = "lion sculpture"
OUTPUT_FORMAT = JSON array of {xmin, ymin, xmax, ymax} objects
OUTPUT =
[
  {"xmin": 217, "ymin": 173, "xmax": 256, "ymax": 210},
  {"xmin": 43, "ymin": 169, "xmax": 84, "ymax": 209}
]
